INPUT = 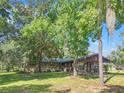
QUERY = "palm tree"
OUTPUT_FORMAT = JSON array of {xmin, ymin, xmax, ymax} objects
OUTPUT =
[
  {"xmin": 98, "ymin": 0, "xmax": 116, "ymax": 86},
  {"xmin": 98, "ymin": 0, "xmax": 104, "ymax": 86}
]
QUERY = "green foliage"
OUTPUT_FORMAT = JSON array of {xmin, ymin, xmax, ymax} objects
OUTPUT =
[
  {"xmin": 0, "ymin": 18, "xmax": 6, "ymax": 31},
  {"xmin": 0, "ymin": 0, "xmax": 124, "ymax": 72},
  {"xmin": 0, "ymin": 0, "xmax": 12, "ymax": 32},
  {"xmin": 11, "ymin": 0, "xmax": 54, "ymax": 27},
  {"xmin": 0, "ymin": 40, "xmax": 23, "ymax": 71},
  {"xmin": 0, "ymin": 0, "xmax": 11, "ymax": 18},
  {"xmin": 22, "ymin": 17, "xmax": 49, "ymax": 38},
  {"xmin": 49, "ymin": 0, "xmax": 98, "ymax": 58},
  {"xmin": 21, "ymin": 16, "xmax": 63, "ymax": 65},
  {"xmin": 109, "ymin": 44, "xmax": 124, "ymax": 66},
  {"xmin": 21, "ymin": 0, "xmax": 99, "ymax": 60}
]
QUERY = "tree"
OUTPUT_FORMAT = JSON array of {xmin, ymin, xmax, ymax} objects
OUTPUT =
[
  {"xmin": 11, "ymin": 0, "xmax": 53, "ymax": 28},
  {"xmin": 0, "ymin": 0, "xmax": 12, "ymax": 39},
  {"xmin": 0, "ymin": 40, "xmax": 23, "ymax": 71},
  {"xmin": 49, "ymin": 0, "xmax": 98, "ymax": 76},
  {"xmin": 0, "ymin": 0, "xmax": 55, "ymax": 72},
  {"xmin": 109, "ymin": 44, "xmax": 124, "ymax": 67},
  {"xmin": 98, "ymin": 0, "xmax": 124, "ymax": 86},
  {"xmin": 21, "ymin": 0, "xmax": 99, "ymax": 74},
  {"xmin": 0, "ymin": 0, "xmax": 124, "ymax": 85},
  {"xmin": 22, "ymin": 17, "xmax": 62, "ymax": 72}
]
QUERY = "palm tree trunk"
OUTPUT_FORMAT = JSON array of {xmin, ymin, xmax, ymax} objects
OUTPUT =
[
  {"xmin": 98, "ymin": 0, "xmax": 104, "ymax": 86},
  {"xmin": 98, "ymin": 37, "xmax": 104, "ymax": 85}
]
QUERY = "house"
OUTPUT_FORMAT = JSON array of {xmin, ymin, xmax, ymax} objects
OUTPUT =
[
  {"xmin": 76, "ymin": 53, "xmax": 109, "ymax": 74},
  {"xmin": 27, "ymin": 53, "xmax": 109, "ymax": 74}
]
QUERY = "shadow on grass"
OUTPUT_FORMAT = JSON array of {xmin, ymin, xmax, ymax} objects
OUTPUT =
[
  {"xmin": 104, "ymin": 71, "xmax": 124, "ymax": 83},
  {"xmin": 0, "ymin": 72, "xmax": 69, "ymax": 86},
  {"xmin": 108, "ymin": 72, "xmax": 124, "ymax": 76},
  {"xmin": 55, "ymin": 88, "xmax": 71, "ymax": 93},
  {"xmin": 0, "ymin": 84, "xmax": 52, "ymax": 93},
  {"xmin": 100, "ymin": 85, "xmax": 124, "ymax": 93},
  {"xmin": 104, "ymin": 75, "xmax": 114, "ymax": 83}
]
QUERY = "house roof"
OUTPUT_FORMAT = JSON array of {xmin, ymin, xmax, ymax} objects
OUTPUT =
[
  {"xmin": 42, "ymin": 53, "xmax": 109, "ymax": 63},
  {"xmin": 42, "ymin": 58, "xmax": 73, "ymax": 63},
  {"xmin": 77, "ymin": 53, "xmax": 109, "ymax": 63}
]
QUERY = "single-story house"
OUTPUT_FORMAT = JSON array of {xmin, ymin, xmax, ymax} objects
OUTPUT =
[{"xmin": 27, "ymin": 53, "xmax": 109, "ymax": 74}]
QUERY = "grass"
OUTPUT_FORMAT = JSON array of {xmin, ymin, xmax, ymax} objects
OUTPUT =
[{"xmin": 0, "ymin": 71, "xmax": 124, "ymax": 93}]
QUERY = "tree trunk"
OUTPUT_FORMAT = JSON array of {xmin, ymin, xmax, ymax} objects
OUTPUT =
[
  {"xmin": 12, "ymin": 65, "xmax": 14, "ymax": 71},
  {"xmin": 38, "ymin": 53, "xmax": 42, "ymax": 72},
  {"xmin": 98, "ymin": 0, "xmax": 104, "ymax": 86},
  {"xmin": 38, "ymin": 61, "xmax": 41, "ymax": 72},
  {"xmin": 98, "ymin": 37, "xmax": 104, "ymax": 86},
  {"xmin": 1, "ymin": 62, "xmax": 2, "ymax": 72},
  {"xmin": 73, "ymin": 60, "xmax": 77, "ymax": 76}
]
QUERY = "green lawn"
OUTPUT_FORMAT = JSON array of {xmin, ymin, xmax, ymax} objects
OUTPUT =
[{"xmin": 0, "ymin": 71, "xmax": 124, "ymax": 93}]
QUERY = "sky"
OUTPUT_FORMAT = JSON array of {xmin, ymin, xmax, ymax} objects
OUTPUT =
[{"xmin": 88, "ymin": 24, "xmax": 124, "ymax": 57}]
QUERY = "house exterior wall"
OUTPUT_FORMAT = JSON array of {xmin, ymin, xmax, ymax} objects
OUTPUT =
[{"xmin": 26, "ymin": 54, "xmax": 109, "ymax": 74}]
